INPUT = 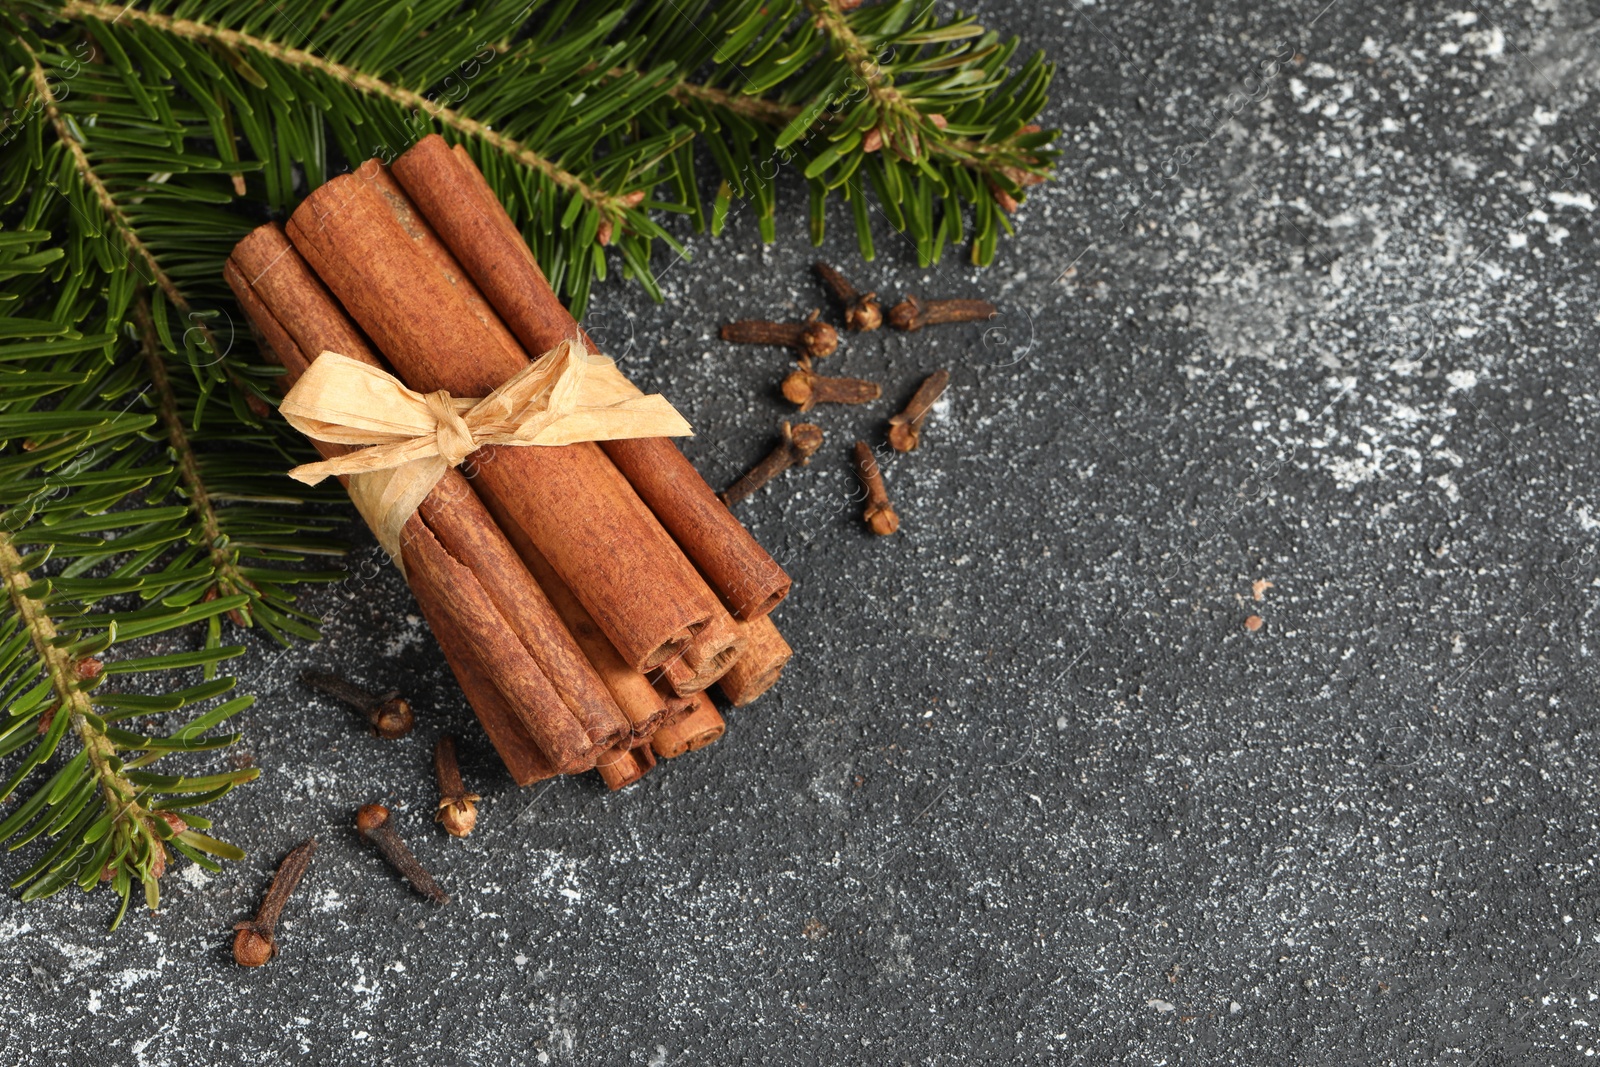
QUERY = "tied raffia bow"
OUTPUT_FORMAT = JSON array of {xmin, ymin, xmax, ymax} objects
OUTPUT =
[{"xmin": 278, "ymin": 340, "xmax": 691, "ymax": 566}]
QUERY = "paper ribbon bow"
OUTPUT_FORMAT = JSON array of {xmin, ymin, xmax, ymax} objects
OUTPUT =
[{"xmin": 278, "ymin": 340, "xmax": 691, "ymax": 566}]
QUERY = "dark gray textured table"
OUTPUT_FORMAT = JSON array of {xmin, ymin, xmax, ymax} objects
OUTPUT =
[{"xmin": 4, "ymin": 1, "xmax": 1599, "ymax": 1063}]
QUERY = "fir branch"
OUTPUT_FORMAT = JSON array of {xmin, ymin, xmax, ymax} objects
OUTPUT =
[
  {"xmin": 667, "ymin": 75, "xmax": 1047, "ymax": 174},
  {"xmin": 804, "ymin": 0, "xmax": 916, "ymax": 131},
  {"xmin": 18, "ymin": 36, "xmax": 223, "ymax": 360},
  {"xmin": 57, "ymin": 0, "xmax": 642, "ymax": 218},
  {"xmin": 130, "ymin": 292, "xmax": 253, "ymax": 612},
  {"xmin": 0, "ymin": 530, "xmax": 160, "ymax": 915},
  {"xmin": 19, "ymin": 35, "xmax": 268, "ymax": 618}
]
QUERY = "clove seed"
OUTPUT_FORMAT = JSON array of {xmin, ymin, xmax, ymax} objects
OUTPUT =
[
  {"xmin": 813, "ymin": 261, "xmax": 882, "ymax": 332},
  {"xmin": 721, "ymin": 309, "xmax": 839, "ymax": 360},
  {"xmin": 433, "ymin": 736, "xmax": 481, "ymax": 838},
  {"xmin": 233, "ymin": 838, "xmax": 317, "ymax": 967},
  {"xmin": 781, "ymin": 363, "xmax": 881, "ymax": 413}
]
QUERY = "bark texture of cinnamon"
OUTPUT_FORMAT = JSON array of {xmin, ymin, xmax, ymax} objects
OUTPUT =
[
  {"xmin": 651, "ymin": 693, "xmax": 726, "ymax": 759},
  {"xmin": 388, "ymin": 136, "xmax": 792, "ymax": 623},
  {"xmin": 227, "ymin": 225, "xmax": 599, "ymax": 776},
  {"xmin": 481, "ymin": 492, "xmax": 671, "ymax": 743},
  {"xmin": 718, "ymin": 615, "xmax": 794, "ymax": 707},
  {"xmin": 283, "ymin": 163, "xmax": 716, "ymax": 673}
]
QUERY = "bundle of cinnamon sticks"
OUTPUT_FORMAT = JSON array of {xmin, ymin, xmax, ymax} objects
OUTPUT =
[{"xmin": 225, "ymin": 135, "xmax": 793, "ymax": 789}]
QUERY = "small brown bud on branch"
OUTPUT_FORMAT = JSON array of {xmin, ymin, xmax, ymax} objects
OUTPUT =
[
  {"xmin": 812, "ymin": 261, "xmax": 882, "ymax": 332},
  {"xmin": 887, "ymin": 369, "xmax": 950, "ymax": 453},
  {"xmin": 300, "ymin": 671, "xmax": 415, "ymax": 739},
  {"xmin": 721, "ymin": 309, "xmax": 839, "ymax": 360},
  {"xmin": 781, "ymin": 364, "xmax": 881, "ymax": 413},
  {"xmin": 852, "ymin": 441, "xmax": 900, "ymax": 536},
  {"xmin": 433, "ymin": 736, "xmax": 481, "ymax": 838},
  {"xmin": 233, "ymin": 838, "xmax": 317, "ymax": 967},
  {"xmin": 719, "ymin": 422, "xmax": 825, "ymax": 507},
  {"xmin": 887, "ymin": 294, "xmax": 997, "ymax": 332},
  {"xmin": 356, "ymin": 804, "xmax": 449, "ymax": 904}
]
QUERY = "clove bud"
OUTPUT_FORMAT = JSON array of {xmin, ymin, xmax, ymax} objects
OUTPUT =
[
  {"xmin": 813, "ymin": 261, "xmax": 882, "ymax": 332},
  {"xmin": 721, "ymin": 309, "xmax": 839, "ymax": 360},
  {"xmin": 887, "ymin": 294, "xmax": 996, "ymax": 332},
  {"xmin": 433, "ymin": 735, "xmax": 481, "ymax": 838},
  {"xmin": 300, "ymin": 670, "xmax": 414, "ymax": 739},
  {"xmin": 887, "ymin": 369, "xmax": 950, "ymax": 453},
  {"xmin": 356, "ymin": 804, "xmax": 448, "ymax": 904},
  {"xmin": 233, "ymin": 838, "xmax": 317, "ymax": 967},
  {"xmin": 719, "ymin": 422, "xmax": 824, "ymax": 507},
  {"xmin": 852, "ymin": 441, "xmax": 900, "ymax": 536},
  {"xmin": 781, "ymin": 363, "xmax": 881, "ymax": 413}
]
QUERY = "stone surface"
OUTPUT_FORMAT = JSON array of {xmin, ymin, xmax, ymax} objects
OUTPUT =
[{"xmin": 4, "ymin": 1, "xmax": 1600, "ymax": 1063}]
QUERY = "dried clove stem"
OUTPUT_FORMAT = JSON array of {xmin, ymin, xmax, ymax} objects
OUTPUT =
[
  {"xmin": 852, "ymin": 441, "xmax": 900, "ymax": 536},
  {"xmin": 300, "ymin": 670, "xmax": 415, "ymax": 739},
  {"xmin": 721, "ymin": 309, "xmax": 839, "ymax": 360},
  {"xmin": 887, "ymin": 294, "xmax": 997, "ymax": 332},
  {"xmin": 887, "ymin": 369, "xmax": 950, "ymax": 453},
  {"xmin": 813, "ymin": 261, "xmax": 882, "ymax": 332},
  {"xmin": 781, "ymin": 362, "xmax": 882, "ymax": 413},
  {"xmin": 433, "ymin": 735, "xmax": 482, "ymax": 838},
  {"xmin": 356, "ymin": 804, "xmax": 449, "ymax": 904},
  {"xmin": 233, "ymin": 838, "xmax": 317, "ymax": 967},
  {"xmin": 719, "ymin": 422, "xmax": 825, "ymax": 507}
]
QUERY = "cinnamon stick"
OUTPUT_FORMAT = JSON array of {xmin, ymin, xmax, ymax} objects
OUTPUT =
[
  {"xmin": 226, "ymin": 262, "xmax": 557, "ymax": 783},
  {"xmin": 416, "ymin": 487, "xmax": 629, "ymax": 751},
  {"xmin": 390, "ymin": 136, "xmax": 791, "ymax": 620},
  {"xmin": 408, "ymin": 566, "xmax": 558, "ymax": 786},
  {"xmin": 717, "ymin": 615, "xmax": 794, "ymax": 707},
  {"xmin": 284, "ymin": 164, "xmax": 716, "ymax": 672},
  {"xmin": 596, "ymin": 741, "xmax": 655, "ymax": 790},
  {"xmin": 654, "ymin": 680, "xmax": 696, "ymax": 724},
  {"xmin": 651, "ymin": 693, "xmax": 726, "ymax": 759},
  {"xmin": 478, "ymin": 491, "xmax": 670, "ymax": 742},
  {"xmin": 227, "ymin": 225, "xmax": 600, "ymax": 772}
]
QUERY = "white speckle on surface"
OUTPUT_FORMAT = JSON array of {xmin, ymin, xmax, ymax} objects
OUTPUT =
[
  {"xmin": 1446, "ymin": 369, "xmax": 1478, "ymax": 390},
  {"xmin": 382, "ymin": 613, "xmax": 425, "ymax": 657},
  {"xmin": 1149, "ymin": 999, "xmax": 1177, "ymax": 1013},
  {"xmin": 1549, "ymin": 192, "xmax": 1596, "ymax": 212},
  {"xmin": 112, "ymin": 967, "xmax": 159, "ymax": 993},
  {"xmin": 311, "ymin": 885, "xmax": 345, "ymax": 912}
]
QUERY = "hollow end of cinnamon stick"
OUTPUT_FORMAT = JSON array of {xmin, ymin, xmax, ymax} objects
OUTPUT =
[
  {"xmin": 651, "ymin": 693, "xmax": 726, "ymax": 760},
  {"xmin": 678, "ymin": 609, "xmax": 747, "ymax": 692},
  {"xmin": 596, "ymin": 742, "xmax": 653, "ymax": 790},
  {"xmin": 717, "ymin": 615, "xmax": 793, "ymax": 708}
]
